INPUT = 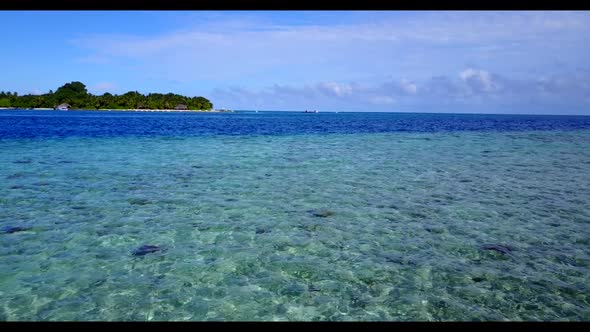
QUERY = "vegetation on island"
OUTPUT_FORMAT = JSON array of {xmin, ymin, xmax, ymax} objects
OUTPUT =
[{"xmin": 0, "ymin": 82, "xmax": 214, "ymax": 111}]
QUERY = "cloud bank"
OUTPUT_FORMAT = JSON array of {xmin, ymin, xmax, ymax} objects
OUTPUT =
[{"xmin": 69, "ymin": 11, "xmax": 590, "ymax": 113}]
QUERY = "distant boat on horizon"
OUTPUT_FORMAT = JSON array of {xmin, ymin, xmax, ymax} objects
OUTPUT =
[{"xmin": 304, "ymin": 110, "xmax": 319, "ymax": 113}]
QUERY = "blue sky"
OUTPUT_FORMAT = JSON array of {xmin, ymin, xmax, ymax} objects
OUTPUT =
[{"xmin": 1, "ymin": 11, "xmax": 589, "ymax": 114}]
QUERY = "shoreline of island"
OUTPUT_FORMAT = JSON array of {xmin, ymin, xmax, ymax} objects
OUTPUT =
[
  {"xmin": 0, "ymin": 107, "xmax": 232, "ymax": 113},
  {"xmin": 0, "ymin": 81, "xmax": 217, "ymax": 112}
]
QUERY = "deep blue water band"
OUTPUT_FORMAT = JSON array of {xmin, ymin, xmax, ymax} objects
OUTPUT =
[{"xmin": 1, "ymin": 110, "xmax": 589, "ymax": 139}]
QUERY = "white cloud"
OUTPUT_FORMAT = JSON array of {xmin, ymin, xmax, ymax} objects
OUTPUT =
[
  {"xmin": 317, "ymin": 82, "xmax": 353, "ymax": 97},
  {"xmin": 211, "ymin": 67, "xmax": 590, "ymax": 112},
  {"xmin": 378, "ymin": 79, "xmax": 419, "ymax": 97},
  {"xmin": 459, "ymin": 68, "xmax": 500, "ymax": 93},
  {"xmin": 400, "ymin": 79, "xmax": 418, "ymax": 95}
]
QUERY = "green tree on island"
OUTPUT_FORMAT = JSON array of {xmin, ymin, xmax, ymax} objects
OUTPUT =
[{"xmin": 0, "ymin": 82, "xmax": 214, "ymax": 111}]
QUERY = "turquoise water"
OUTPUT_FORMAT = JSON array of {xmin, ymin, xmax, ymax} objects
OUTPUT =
[{"xmin": 1, "ymin": 113, "xmax": 590, "ymax": 321}]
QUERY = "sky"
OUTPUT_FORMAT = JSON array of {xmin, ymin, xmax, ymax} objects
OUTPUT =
[{"xmin": 0, "ymin": 10, "xmax": 589, "ymax": 114}]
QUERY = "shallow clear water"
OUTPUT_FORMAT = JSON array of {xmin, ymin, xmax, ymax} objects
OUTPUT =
[{"xmin": 1, "ymin": 111, "xmax": 589, "ymax": 321}]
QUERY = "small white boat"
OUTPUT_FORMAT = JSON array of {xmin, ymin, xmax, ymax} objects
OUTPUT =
[{"xmin": 54, "ymin": 103, "xmax": 71, "ymax": 111}]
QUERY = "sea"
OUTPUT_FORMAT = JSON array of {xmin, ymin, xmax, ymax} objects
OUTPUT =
[{"xmin": 1, "ymin": 110, "xmax": 589, "ymax": 321}]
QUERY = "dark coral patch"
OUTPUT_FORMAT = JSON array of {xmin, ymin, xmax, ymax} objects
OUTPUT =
[
  {"xmin": 480, "ymin": 244, "xmax": 514, "ymax": 255},
  {"xmin": 1, "ymin": 226, "xmax": 31, "ymax": 234},
  {"xmin": 309, "ymin": 209, "xmax": 335, "ymax": 218},
  {"xmin": 128, "ymin": 198, "xmax": 151, "ymax": 205},
  {"xmin": 132, "ymin": 245, "xmax": 164, "ymax": 256},
  {"xmin": 255, "ymin": 227, "xmax": 270, "ymax": 234}
]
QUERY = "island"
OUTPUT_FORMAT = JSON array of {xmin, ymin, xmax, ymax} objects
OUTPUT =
[{"xmin": 0, "ymin": 81, "xmax": 218, "ymax": 112}]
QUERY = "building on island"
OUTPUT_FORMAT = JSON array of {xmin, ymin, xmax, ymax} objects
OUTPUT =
[
  {"xmin": 175, "ymin": 103, "xmax": 188, "ymax": 110},
  {"xmin": 55, "ymin": 103, "xmax": 71, "ymax": 111}
]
